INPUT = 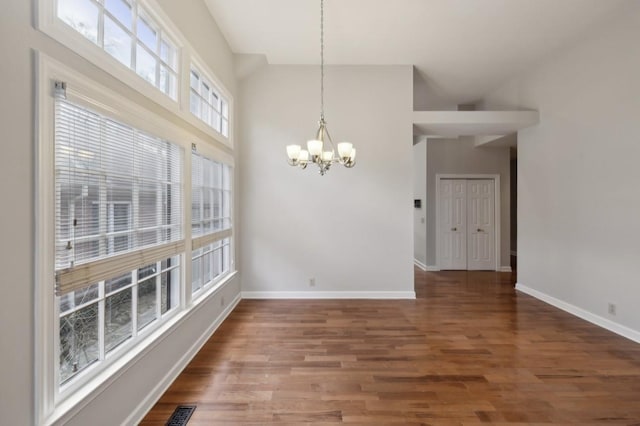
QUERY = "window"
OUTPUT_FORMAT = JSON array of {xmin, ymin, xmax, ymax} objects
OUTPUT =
[
  {"xmin": 58, "ymin": 257, "xmax": 180, "ymax": 383},
  {"xmin": 191, "ymin": 152, "xmax": 232, "ymax": 296},
  {"xmin": 190, "ymin": 67, "xmax": 230, "ymax": 137},
  {"xmin": 38, "ymin": 42, "xmax": 235, "ymax": 426},
  {"xmin": 191, "ymin": 239, "xmax": 231, "ymax": 295},
  {"xmin": 56, "ymin": 0, "xmax": 179, "ymax": 99},
  {"xmin": 54, "ymin": 92, "xmax": 183, "ymax": 386},
  {"xmin": 40, "ymin": 0, "xmax": 234, "ymax": 147}
]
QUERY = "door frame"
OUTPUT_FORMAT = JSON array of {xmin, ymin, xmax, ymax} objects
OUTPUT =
[{"xmin": 435, "ymin": 174, "xmax": 501, "ymax": 271}]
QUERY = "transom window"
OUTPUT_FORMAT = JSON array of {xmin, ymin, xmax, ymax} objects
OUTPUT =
[
  {"xmin": 57, "ymin": 0, "xmax": 179, "ymax": 99},
  {"xmin": 190, "ymin": 67, "xmax": 229, "ymax": 137}
]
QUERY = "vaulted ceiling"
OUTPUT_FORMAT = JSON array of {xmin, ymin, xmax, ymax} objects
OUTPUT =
[{"xmin": 205, "ymin": 0, "xmax": 629, "ymax": 104}]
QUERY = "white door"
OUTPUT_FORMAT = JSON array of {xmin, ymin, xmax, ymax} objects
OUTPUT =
[
  {"xmin": 467, "ymin": 180, "xmax": 495, "ymax": 270},
  {"xmin": 439, "ymin": 179, "xmax": 467, "ymax": 270},
  {"xmin": 438, "ymin": 178, "xmax": 496, "ymax": 270}
]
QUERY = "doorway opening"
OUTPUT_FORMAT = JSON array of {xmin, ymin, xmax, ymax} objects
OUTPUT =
[
  {"xmin": 412, "ymin": 136, "xmax": 427, "ymax": 287},
  {"xmin": 510, "ymin": 147, "xmax": 517, "ymax": 273}
]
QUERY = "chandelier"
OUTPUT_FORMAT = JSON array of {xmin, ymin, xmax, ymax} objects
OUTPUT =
[{"xmin": 286, "ymin": 0, "xmax": 356, "ymax": 176}]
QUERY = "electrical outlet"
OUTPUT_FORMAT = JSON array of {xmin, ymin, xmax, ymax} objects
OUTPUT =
[
  {"xmin": 608, "ymin": 303, "xmax": 616, "ymax": 315},
  {"xmin": 309, "ymin": 278, "xmax": 316, "ymax": 287}
]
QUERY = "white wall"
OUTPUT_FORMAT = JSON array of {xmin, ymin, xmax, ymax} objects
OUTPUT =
[
  {"xmin": 426, "ymin": 138, "xmax": 511, "ymax": 268},
  {"xmin": 413, "ymin": 68, "xmax": 457, "ymax": 111},
  {"xmin": 0, "ymin": 1, "xmax": 240, "ymax": 424},
  {"xmin": 482, "ymin": 1, "xmax": 640, "ymax": 336},
  {"xmin": 413, "ymin": 139, "xmax": 427, "ymax": 267},
  {"xmin": 239, "ymin": 65, "xmax": 415, "ymax": 296}
]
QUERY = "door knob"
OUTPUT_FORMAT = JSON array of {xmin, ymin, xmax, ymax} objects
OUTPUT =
[
  {"xmin": 477, "ymin": 228, "xmax": 483, "ymax": 232},
  {"xmin": 451, "ymin": 227, "xmax": 457, "ymax": 231}
]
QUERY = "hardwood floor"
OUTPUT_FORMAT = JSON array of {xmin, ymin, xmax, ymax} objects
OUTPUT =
[{"xmin": 141, "ymin": 269, "xmax": 640, "ymax": 424}]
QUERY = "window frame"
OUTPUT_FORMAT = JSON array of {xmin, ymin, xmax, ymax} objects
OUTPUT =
[
  {"xmin": 184, "ymin": 55, "xmax": 233, "ymax": 144},
  {"xmin": 57, "ymin": 256, "xmax": 182, "ymax": 388},
  {"xmin": 38, "ymin": 0, "xmax": 183, "ymax": 111},
  {"xmin": 37, "ymin": 0, "xmax": 234, "ymax": 149},
  {"xmin": 190, "ymin": 151, "xmax": 233, "ymax": 299},
  {"xmin": 36, "ymin": 53, "xmax": 236, "ymax": 426},
  {"xmin": 189, "ymin": 62, "xmax": 231, "ymax": 138}
]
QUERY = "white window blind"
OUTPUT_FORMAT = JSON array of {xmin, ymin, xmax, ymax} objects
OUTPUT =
[{"xmin": 54, "ymin": 92, "xmax": 183, "ymax": 295}]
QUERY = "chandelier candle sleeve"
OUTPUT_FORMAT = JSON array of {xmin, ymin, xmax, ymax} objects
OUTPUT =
[
  {"xmin": 307, "ymin": 140, "xmax": 323, "ymax": 156},
  {"xmin": 285, "ymin": 0, "xmax": 357, "ymax": 176},
  {"xmin": 337, "ymin": 142, "xmax": 353, "ymax": 159},
  {"xmin": 287, "ymin": 144, "xmax": 302, "ymax": 160}
]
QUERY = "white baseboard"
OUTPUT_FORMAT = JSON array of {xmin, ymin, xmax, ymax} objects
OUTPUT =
[
  {"xmin": 426, "ymin": 265, "xmax": 440, "ymax": 271},
  {"xmin": 126, "ymin": 292, "xmax": 242, "ymax": 425},
  {"xmin": 516, "ymin": 283, "xmax": 640, "ymax": 344},
  {"xmin": 499, "ymin": 266, "xmax": 513, "ymax": 273},
  {"xmin": 242, "ymin": 291, "xmax": 416, "ymax": 300},
  {"xmin": 413, "ymin": 258, "xmax": 427, "ymax": 271}
]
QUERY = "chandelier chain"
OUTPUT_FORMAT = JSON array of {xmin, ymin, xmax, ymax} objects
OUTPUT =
[{"xmin": 320, "ymin": 0, "xmax": 324, "ymax": 119}]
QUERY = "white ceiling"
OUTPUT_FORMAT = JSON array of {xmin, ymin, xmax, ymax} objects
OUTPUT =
[{"xmin": 205, "ymin": 0, "xmax": 628, "ymax": 105}]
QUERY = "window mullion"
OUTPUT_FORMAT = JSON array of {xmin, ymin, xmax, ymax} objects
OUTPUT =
[
  {"xmin": 97, "ymin": 3, "xmax": 105, "ymax": 48},
  {"xmin": 98, "ymin": 283, "xmax": 106, "ymax": 361},
  {"xmin": 155, "ymin": 27, "xmax": 161, "ymax": 88},
  {"xmin": 129, "ymin": 143, "xmax": 142, "ymax": 247},
  {"xmin": 131, "ymin": 1, "xmax": 139, "ymax": 74},
  {"xmin": 183, "ymin": 149, "xmax": 193, "ymax": 306},
  {"xmin": 132, "ymin": 270, "xmax": 139, "ymax": 336},
  {"xmin": 151, "ymin": 179, "xmax": 158, "ymax": 245},
  {"xmin": 155, "ymin": 261, "xmax": 161, "ymax": 319},
  {"xmin": 99, "ymin": 120, "xmax": 108, "ymax": 257}
]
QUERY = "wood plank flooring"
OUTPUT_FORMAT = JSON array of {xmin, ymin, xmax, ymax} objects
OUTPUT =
[{"xmin": 141, "ymin": 269, "xmax": 640, "ymax": 424}]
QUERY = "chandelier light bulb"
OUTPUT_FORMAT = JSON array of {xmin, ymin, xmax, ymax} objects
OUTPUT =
[{"xmin": 298, "ymin": 150, "xmax": 310, "ymax": 161}]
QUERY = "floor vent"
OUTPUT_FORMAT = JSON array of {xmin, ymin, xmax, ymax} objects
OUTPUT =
[{"xmin": 166, "ymin": 405, "xmax": 196, "ymax": 426}]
